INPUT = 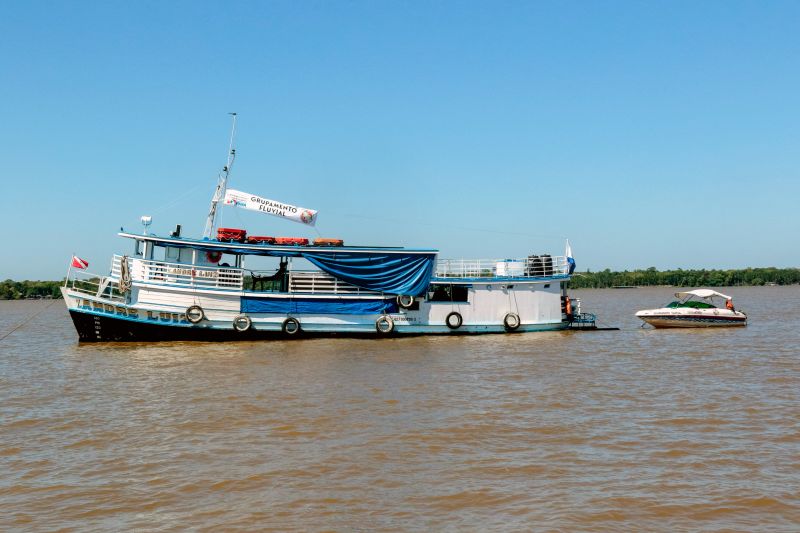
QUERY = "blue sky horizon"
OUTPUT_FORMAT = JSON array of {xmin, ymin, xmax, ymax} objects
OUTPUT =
[{"xmin": 2, "ymin": 1, "xmax": 799, "ymax": 280}]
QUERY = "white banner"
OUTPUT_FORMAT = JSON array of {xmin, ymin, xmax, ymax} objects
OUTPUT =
[{"xmin": 223, "ymin": 189, "xmax": 318, "ymax": 226}]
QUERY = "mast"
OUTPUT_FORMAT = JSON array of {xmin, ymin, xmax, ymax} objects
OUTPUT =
[{"xmin": 203, "ymin": 112, "xmax": 238, "ymax": 239}]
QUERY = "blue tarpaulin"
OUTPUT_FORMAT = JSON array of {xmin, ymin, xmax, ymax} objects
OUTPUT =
[
  {"xmin": 241, "ymin": 296, "xmax": 398, "ymax": 315},
  {"xmin": 301, "ymin": 251, "xmax": 436, "ymax": 296}
]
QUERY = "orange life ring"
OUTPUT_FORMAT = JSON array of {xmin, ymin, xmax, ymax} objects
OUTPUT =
[{"xmin": 206, "ymin": 251, "xmax": 222, "ymax": 264}]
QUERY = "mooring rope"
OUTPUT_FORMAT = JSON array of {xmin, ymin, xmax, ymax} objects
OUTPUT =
[
  {"xmin": 0, "ymin": 299, "xmax": 60, "ymax": 343},
  {"xmin": 118, "ymin": 255, "xmax": 133, "ymax": 293}
]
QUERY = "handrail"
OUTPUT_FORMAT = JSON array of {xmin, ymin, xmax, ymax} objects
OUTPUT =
[
  {"xmin": 435, "ymin": 255, "xmax": 570, "ymax": 279},
  {"xmin": 288, "ymin": 270, "xmax": 377, "ymax": 295},
  {"xmin": 110, "ymin": 255, "xmax": 244, "ymax": 290},
  {"xmin": 68, "ymin": 269, "xmax": 126, "ymax": 302},
  {"xmin": 102, "ymin": 255, "xmax": 565, "ymax": 292}
]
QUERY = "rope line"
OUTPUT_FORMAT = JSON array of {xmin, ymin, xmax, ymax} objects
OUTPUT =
[
  {"xmin": 0, "ymin": 299, "xmax": 60, "ymax": 343},
  {"xmin": 146, "ymin": 182, "xmax": 210, "ymax": 217}
]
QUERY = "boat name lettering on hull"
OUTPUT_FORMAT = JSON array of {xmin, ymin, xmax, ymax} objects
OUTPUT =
[{"xmin": 167, "ymin": 267, "xmax": 218, "ymax": 279}]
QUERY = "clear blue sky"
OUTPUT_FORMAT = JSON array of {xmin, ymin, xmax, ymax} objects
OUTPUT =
[{"xmin": 2, "ymin": 1, "xmax": 799, "ymax": 280}]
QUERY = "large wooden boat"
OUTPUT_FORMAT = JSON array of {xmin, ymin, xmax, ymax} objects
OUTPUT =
[{"xmin": 61, "ymin": 117, "xmax": 577, "ymax": 342}]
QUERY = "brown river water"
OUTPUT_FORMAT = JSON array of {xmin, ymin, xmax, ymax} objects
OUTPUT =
[{"xmin": 1, "ymin": 286, "xmax": 799, "ymax": 531}]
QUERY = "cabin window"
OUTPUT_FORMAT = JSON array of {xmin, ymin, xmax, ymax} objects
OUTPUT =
[
  {"xmin": 217, "ymin": 254, "xmax": 238, "ymax": 268},
  {"xmin": 134, "ymin": 240, "xmax": 144, "ymax": 257},
  {"xmin": 427, "ymin": 284, "xmax": 469, "ymax": 303}
]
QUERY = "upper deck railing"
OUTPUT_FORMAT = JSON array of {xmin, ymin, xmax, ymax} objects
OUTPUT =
[
  {"xmin": 434, "ymin": 255, "xmax": 569, "ymax": 280},
  {"xmin": 102, "ymin": 254, "xmax": 567, "ymax": 294},
  {"xmin": 288, "ymin": 270, "xmax": 378, "ymax": 295},
  {"xmin": 109, "ymin": 256, "xmax": 371, "ymax": 294},
  {"xmin": 111, "ymin": 255, "xmax": 244, "ymax": 290}
]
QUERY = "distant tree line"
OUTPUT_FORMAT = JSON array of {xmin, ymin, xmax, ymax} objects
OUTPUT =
[
  {"xmin": 568, "ymin": 267, "xmax": 800, "ymax": 289},
  {"xmin": 2, "ymin": 267, "xmax": 799, "ymax": 299},
  {"xmin": 0, "ymin": 280, "xmax": 64, "ymax": 300}
]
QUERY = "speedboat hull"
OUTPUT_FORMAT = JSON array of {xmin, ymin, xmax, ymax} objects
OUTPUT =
[{"xmin": 636, "ymin": 308, "xmax": 747, "ymax": 328}]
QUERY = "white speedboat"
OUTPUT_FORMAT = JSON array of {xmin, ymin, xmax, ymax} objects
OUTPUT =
[{"xmin": 635, "ymin": 289, "xmax": 747, "ymax": 328}]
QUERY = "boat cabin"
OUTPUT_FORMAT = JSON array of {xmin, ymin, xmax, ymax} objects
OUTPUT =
[{"xmin": 114, "ymin": 229, "xmax": 571, "ymax": 302}]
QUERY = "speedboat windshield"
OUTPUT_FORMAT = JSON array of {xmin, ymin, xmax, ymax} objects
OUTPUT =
[{"xmin": 666, "ymin": 300, "xmax": 716, "ymax": 309}]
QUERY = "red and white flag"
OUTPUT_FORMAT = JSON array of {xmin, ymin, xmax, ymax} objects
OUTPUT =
[{"xmin": 71, "ymin": 256, "xmax": 89, "ymax": 269}]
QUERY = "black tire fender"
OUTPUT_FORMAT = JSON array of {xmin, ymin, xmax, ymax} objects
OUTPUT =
[
  {"xmin": 233, "ymin": 314, "xmax": 252, "ymax": 332},
  {"xmin": 186, "ymin": 305, "xmax": 205, "ymax": 324},
  {"xmin": 397, "ymin": 295, "xmax": 414, "ymax": 309},
  {"xmin": 446, "ymin": 311, "xmax": 463, "ymax": 330},
  {"xmin": 503, "ymin": 312, "xmax": 521, "ymax": 331},
  {"xmin": 282, "ymin": 317, "xmax": 301, "ymax": 335},
  {"xmin": 375, "ymin": 315, "xmax": 395, "ymax": 334}
]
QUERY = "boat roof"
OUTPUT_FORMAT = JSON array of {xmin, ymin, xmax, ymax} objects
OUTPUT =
[
  {"xmin": 675, "ymin": 289, "xmax": 732, "ymax": 300},
  {"xmin": 119, "ymin": 232, "xmax": 438, "ymax": 256}
]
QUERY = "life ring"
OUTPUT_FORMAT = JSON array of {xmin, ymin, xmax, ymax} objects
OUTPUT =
[
  {"xmin": 446, "ymin": 311, "xmax": 463, "ymax": 330},
  {"xmin": 186, "ymin": 305, "xmax": 205, "ymax": 324},
  {"xmin": 397, "ymin": 295, "xmax": 414, "ymax": 309},
  {"xmin": 503, "ymin": 312, "xmax": 521, "ymax": 331},
  {"xmin": 206, "ymin": 250, "xmax": 222, "ymax": 264},
  {"xmin": 282, "ymin": 317, "xmax": 301, "ymax": 335},
  {"xmin": 375, "ymin": 315, "xmax": 395, "ymax": 334},
  {"xmin": 233, "ymin": 314, "xmax": 252, "ymax": 332}
]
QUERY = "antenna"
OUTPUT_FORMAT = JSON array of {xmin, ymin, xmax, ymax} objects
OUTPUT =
[
  {"xmin": 141, "ymin": 215, "xmax": 152, "ymax": 235},
  {"xmin": 203, "ymin": 113, "xmax": 238, "ymax": 239}
]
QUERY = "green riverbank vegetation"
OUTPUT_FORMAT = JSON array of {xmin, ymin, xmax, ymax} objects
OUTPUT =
[
  {"xmin": 1, "ymin": 280, "xmax": 64, "ymax": 300},
  {"xmin": 568, "ymin": 267, "xmax": 800, "ymax": 289}
]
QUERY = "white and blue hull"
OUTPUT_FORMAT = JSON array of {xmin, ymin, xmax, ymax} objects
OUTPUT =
[{"xmin": 63, "ymin": 278, "xmax": 569, "ymax": 342}]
